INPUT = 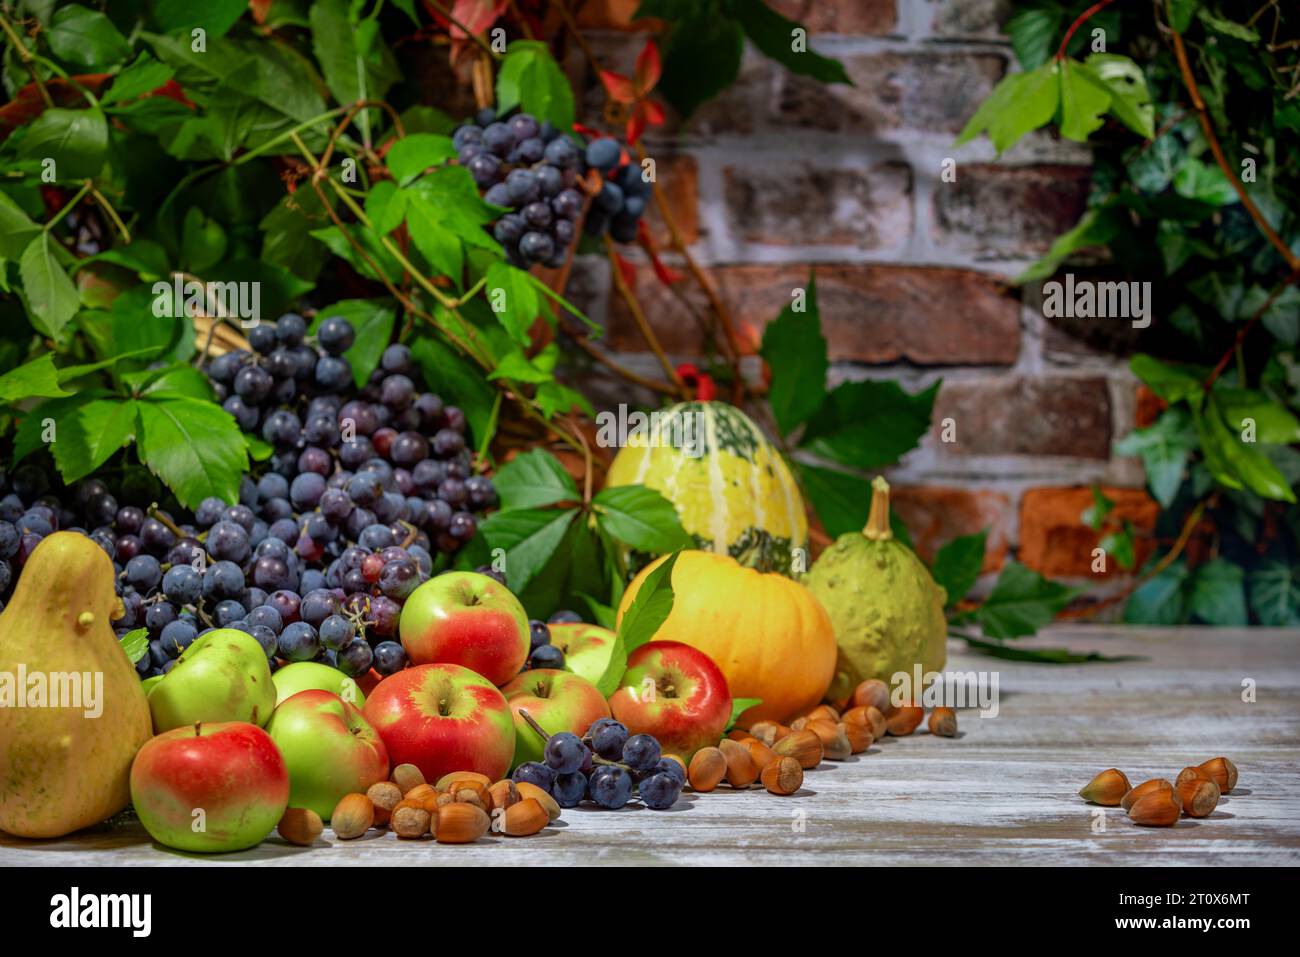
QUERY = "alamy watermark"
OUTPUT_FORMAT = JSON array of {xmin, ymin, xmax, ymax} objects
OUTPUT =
[
  {"xmin": 594, "ymin": 404, "xmax": 704, "ymax": 457},
  {"xmin": 889, "ymin": 664, "xmax": 1000, "ymax": 718},
  {"xmin": 1042, "ymin": 273, "xmax": 1151, "ymax": 329},
  {"xmin": 50, "ymin": 888, "xmax": 151, "ymax": 937},
  {"xmin": 152, "ymin": 274, "xmax": 261, "ymax": 328},
  {"xmin": 0, "ymin": 666, "xmax": 103, "ymax": 718}
]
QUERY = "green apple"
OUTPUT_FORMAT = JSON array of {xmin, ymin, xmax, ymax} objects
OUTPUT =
[
  {"xmin": 501, "ymin": 669, "xmax": 610, "ymax": 769},
  {"xmin": 265, "ymin": 690, "xmax": 389, "ymax": 820},
  {"xmin": 148, "ymin": 629, "xmax": 277, "ymax": 733},
  {"xmin": 272, "ymin": 661, "xmax": 366, "ymax": 708},
  {"xmin": 548, "ymin": 623, "xmax": 616, "ymax": 686}
]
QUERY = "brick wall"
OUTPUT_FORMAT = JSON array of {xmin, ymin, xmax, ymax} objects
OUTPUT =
[{"xmin": 564, "ymin": 0, "xmax": 1155, "ymax": 602}]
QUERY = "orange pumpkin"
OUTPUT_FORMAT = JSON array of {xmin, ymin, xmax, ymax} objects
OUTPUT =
[{"xmin": 616, "ymin": 551, "xmax": 836, "ymax": 724}]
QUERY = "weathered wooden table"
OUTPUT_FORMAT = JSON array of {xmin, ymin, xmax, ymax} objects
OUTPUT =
[{"xmin": 3, "ymin": 625, "xmax": 1298, "ymax": 866}]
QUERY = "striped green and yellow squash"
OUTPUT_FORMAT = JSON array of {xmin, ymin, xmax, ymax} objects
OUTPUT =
[{"xmin": 605, "ymin": 402, "xmax": 808, "ymax": 576}]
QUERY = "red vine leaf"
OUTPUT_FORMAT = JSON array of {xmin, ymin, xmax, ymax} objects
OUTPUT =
[{"xmin": 0, "ymin": 74, "xmax": 111, "ymax": 140}]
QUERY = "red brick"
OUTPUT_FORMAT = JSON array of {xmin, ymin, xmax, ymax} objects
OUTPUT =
[
  {"xmin": 722, "ymin": 161, "xmax": 912, "ymax": 247},
  {"xmin": 606, "ymin": 263, "xmax": 1021, "ymax": 365},
  {"xmin": 1018, "ymin": 487, "xmax": 1159, "ymax": 577},
  {"xmin": 1135, "ymin": 385, "xmax": 1165, "ymax": 429},
  {"xmin": 773, "ymin": 51, "xmax": 1006, "ymax": 135},
  {"xmin": 932, "ymin": 165, "xmax": 1092, "ymax": 259},
  {"xmin": 891, "ymin": 486, "xmax": 1010, "ymax": 573},
  {"xmin": 766, "ymin": 0, "xmax": 898, "ymax": 35},
  {"xmin": 641, "ymin": 153, "xmax": 700, "ymax": 247},
  {"xmin": 933, "ymin": 377, "xmax": 1113, "ymax": 459}
]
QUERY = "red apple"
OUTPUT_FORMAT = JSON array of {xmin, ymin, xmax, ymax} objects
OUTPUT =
[
  {"xmin": 362, "ymin": 663, "xmax": 515, "ymax": 783},
  {"xmin": 129, "ymin": 721, "xmax": 289, "ymax": 853},
  {"xmin": 265, "ymin": 690, "xmax": 389, "ymax": 820},
  {"xmin": 501, "ymin": 669, "xmax": 611, "ymax": 769},
  {"xmin": 608, "ymin": 641, "xmax": 732, "ymax": 761},
  {"xmin": 398, "ymin": 571, "xmax": 530, "ymax": 686}
]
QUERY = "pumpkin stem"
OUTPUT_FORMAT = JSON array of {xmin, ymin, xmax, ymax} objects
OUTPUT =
[{"xmin": 863, "ymin": 476, "xmax": 893, "ymax": 542}]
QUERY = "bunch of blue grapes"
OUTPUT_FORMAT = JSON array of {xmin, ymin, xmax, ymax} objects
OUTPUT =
[
  {"xmin": 453, "ymin": 107, "xmax": 652, "ymax": 268},
  {"xmin": 511, "ymin": 719, "xmax": 685, "ymax": 812},
  {"xmin": 1, "ymin": 313, "xmax": 498, "ymax": 686}
]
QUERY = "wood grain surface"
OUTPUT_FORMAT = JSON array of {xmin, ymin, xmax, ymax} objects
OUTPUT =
[{"xmin": 3, "ymin": 625, "xmax": 1297, "ymax": 866}]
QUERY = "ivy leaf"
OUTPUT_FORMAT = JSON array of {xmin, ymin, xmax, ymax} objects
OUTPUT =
[
  {"xmin": 47, "ymin": 4, "xmax": 131, "ymax": 72},
  {"xmin": 1189, "ymin": 558, "xmax": 1248, "ymax": 626},
  {"xmin": 974, "ymin": 561, "xmax": 1075, "ymax": 639},
  {"xmin": 118, "ymin": 627, "xmax": 150, "ymax": 666},
  {"xmin": 1014, "ymin": 204, "xmax": 1122, "ymax": 284},
  {"xmin": 1057, "ymin": 59, "xmax": 1111, "ymax": 142},
  {"xmin": 1173, "ymin": 157, "xmax": 1238, "ymax": 206},
  {"xmin": 1099, "ymin": 524, "xmax": 1136, "ymax": 571},
  {"xmin": 728, "ymin": 0, "xmax": 850, "ymax": 84},
  {"xmin": 1113, "ymin": 408, "xmax": 1197, "ymax": 507},
  {"xmin": 492, "ymin": 448, "xmax": 578, "ymax": 510},
  {"xmin": 0, "ymin": 354, "xmax": 71, "ymax": 404},
  {"xmin": 16, "ymin": 107, "xmax": 108, "ymax": 178},
  {"xmin": 480, "ymin": 508, "xmax": 578, "ymax": 594},
  {"xmin": 1123, "ymin": 559, "xmax": 1190, "ymax": 625},
  {"xmin": 1248, "ymin": 562, "xmax": 1300, "ymax": 627},
  {"xmin": 19, "ymin": 233, "xmax": 80, "ymax": 338},
  {"xmin": 1086, "ymin": 53, "xmax": 1154, "ymax": 139},
  {"xmin": 598, "ymin": 550, "xmax": 680, "ymax": 696},
  {"xmin": 1080, "ymin": 485, "xmax": 1114, "ymax": 531},
  {"xmin": 135, "ymin": 394, "xmax": 249, "ymax": 508},
  {"xmin": 385, "ymin": 134, "xmax": 456, "ymax": 186},
  {"xmin": 760, "ymin": 273, "xmax": 828, "ymax": 435},
  {"xmin": 1215, "ymin": 388, "xmax": 1300, "ymax": 444},
  {"xmin": 1198, "ymin": 396, "xmax": 1296, "ymax": 502},
  {"xmin": 931, "ymin": 531, "xmax": 987, "ymax": 609},
  {"xmin": 308, "ymin": 299, "xmax": 395, "ymax": 387},
  {"xmin": 593, "ymin": 485, "xmax": 693, "ymax": 553},
  {"xmin": 496, "ymin": 41, "xmax": 575, "ymax": 130},
  {"xmin": 801, "ymin": 380, "xmax": 938, "ymax": 470},
  {"xmin": 956, "ymin": 62, "xmax": 1058, "ymax": 154},
  {"xmin": 1129, "ymin": 354, "xmax": 1206, "ymax": 405}
]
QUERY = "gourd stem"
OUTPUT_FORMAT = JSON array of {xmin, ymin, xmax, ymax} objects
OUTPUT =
[{"xmin": 863, "ymin": 476, "xmax": 893, "ymax": 541}]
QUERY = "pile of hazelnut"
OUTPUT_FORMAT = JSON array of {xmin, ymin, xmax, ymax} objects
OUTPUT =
[
  {"xmin": 275, "ymin": 764, "xmax": 561, "ymax": 846},
  {"xmin": 686, "ymin": 679, "xmax": 959, "ymax": 798},
  {"xmin": 1079, "ymin": 757, "xmax": 1239, "ymax": 826}
]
